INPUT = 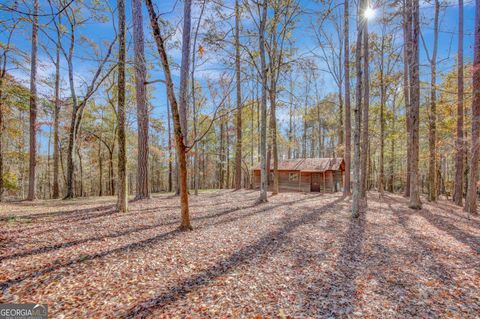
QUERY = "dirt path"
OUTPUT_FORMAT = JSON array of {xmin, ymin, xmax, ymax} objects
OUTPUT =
[{"xmin": 0, "ymin": 190, "xmax": 478, "ymax": 318}]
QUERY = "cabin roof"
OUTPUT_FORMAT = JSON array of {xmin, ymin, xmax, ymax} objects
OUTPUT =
[{"xmin": 252, "ymin": 157, "xmax": 344, "ymax": 172}]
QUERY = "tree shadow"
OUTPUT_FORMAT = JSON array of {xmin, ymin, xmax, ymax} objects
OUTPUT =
[
  {"xmin": 119, "ymin": 197, "xmax": 344, "ymax": 318},
  {"xmin": 296, "ymin": 210, "xmax": 366, "ymax": 317},
  {"xmin": 0, "ymin": 204, "xmax": 116, "ymax": 222},
  {"xmin": 0, "ymin": 193, "xmax": 326, "ymax": 263},
  {"xmin": 0, "ymin": 194, "xmax": 337, "ymax": 297}
]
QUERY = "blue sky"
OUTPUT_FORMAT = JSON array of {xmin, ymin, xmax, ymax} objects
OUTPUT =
[{"xmin": 0, "ymin": 0, "xmax": 476, "ymax": 153}]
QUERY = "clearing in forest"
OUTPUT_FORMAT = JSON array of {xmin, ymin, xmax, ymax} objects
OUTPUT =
[{"xmin": 0, "ymin": 190, "xmax": 479, "ymax": 318}]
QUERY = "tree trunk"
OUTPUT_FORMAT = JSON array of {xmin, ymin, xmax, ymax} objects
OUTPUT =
[
  {"xmin": 360, "ymin": 21, "xmax": 369, "ymax": 203},
  {"xmin": 269, "ymin": 78, "xmax": 279, "ymax": 195},
  {"xmin": 98, "ymin": 139, "xmax": 103, "ymax": 196},
  {"xmin": 428, "ymin": 0, "xmax": 439, "ymax": 202},
  {"xmin": 146, "ymin": 0, "xmax": 191, "ymax": 229},
  {"xmin": 76, "ymin": 146, "xmax": 83, "ymax": 197},
  {"xmin": 288, "ymin": 76, "xmax": 294, "ymax": 160},
  {"xmin": 179, "ymin": 0, "xmax": 191, "ymax": 145},
  {"xmin": 454, "ymin": 0, "xmax": 465, "ymax": 206},
  {"xmin": 133, "ymin": 0, "xmax": 150, "ymax": 200},
  {"xmin": 117, "ymin": 0, "xmax": 128, "ymax": 212},
  {"xmin": 408, "ymin": 0, "xmax": 422, "ymax": 209},
  {"xmin": 234, "ymin": 0, "xmax": 243, "ymax": 191},
  {"xmin": 389, "ymin": 93, "xmax": 397, "ymax": 193},
  {"xmin": 167, "ymin": 98, "xmax": 173, "ymax": 192},
  {"xmin": 27, "ymin": 0, "xmax": 39, "ymax": 201},
  {"xmin": 258, "ymin": 0, "xmax": 268, "ymax": 202},
  {"xmin": 403, "ymin": 0, "xmax": 411, "ymax": 197},
  {"xmin": 466, "ymin": 0, "xmax": 480, "ymax": 215},
  {"xmin": 52, "ymin": 23, "xmax": 61, "ymax": 199},
  {"xmin": 352, "ymin": 0, "xmax": 364, "ymax": 218},
  {"xmin": 379, "ymin": 36, "xmax": 385, "ymax": 196},
  {"xmin": 343, "ymin": 0, "xmax": 351, "ymax": 195}
]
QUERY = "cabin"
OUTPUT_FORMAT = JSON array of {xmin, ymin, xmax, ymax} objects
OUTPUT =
[{"xmin": 252, "ymin": 158, "xmax": 345, "ymax": 193}]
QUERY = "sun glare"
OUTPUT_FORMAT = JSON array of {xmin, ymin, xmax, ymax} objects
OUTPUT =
[{"xmin": 364, "ymin": 7, "xmax": 376, "ymax": 20}]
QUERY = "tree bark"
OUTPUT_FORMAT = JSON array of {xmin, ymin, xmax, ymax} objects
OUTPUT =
[
  {"xmin": 117, "ymin": 0, "xmax": 128, "ymax": 213},
  {"xmin": 167, "ymin": 98, "xmax": 173, "ymax": 192},
  {"xmin": 234, "ymin": 0, "xmax": 243, "ymax": 191},
  {"xmin": 145, "ymin": 0, "xmax": 192, "ymax": 229},
  {"xmin": 352, "ymin": 0, "xmax": 364, "ymax": 218},
  {"xmin": 466, "ymin": 0, "xmax": 480, "ymax": 215},
  {"xmin": 179, "ymin": 0, "xmax": 192, "ymax": 144},
  {"xmin": 408, "ymin": 0, "xmax": 422, "ymax": 209},
  {"xmin": 360, "ymin": 20, "xmax": 369, "ymax": 203},
  {"xmin": 428, "ymin": 0, "xmax": 439, "ymax": 202},
  {"xmin": 379, "ymin": 35, "xmax": 385, "ymax": 195},
  {"xmin": 258, "ymin": 0, "xmax": 268, "ymax": 202},
  {"xmin": 403, "ymin": 0, "xmax": 411, "ymax": 197},
  {"xmin": 52, "ymin": 18, "xmax": 61, "ymax": 199},
  {"xmin": 27, "ymin": 0, "xmax": 39, "ymax": 201},
  {"xmin": 133, "ymin": 0, "xmax": 150, "ymax": 200},
  {"xmin": 343, "ymin": 0, "xmax": 351, "ymax": 195},
  {"xmin": 454, "ymin": 0, "xmax": 465, "ymax": 206}
]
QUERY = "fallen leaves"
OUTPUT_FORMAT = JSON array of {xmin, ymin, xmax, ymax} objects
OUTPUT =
[{"xmin": 0, "ymin": 190, "xmax": 479, "ymax": 318}]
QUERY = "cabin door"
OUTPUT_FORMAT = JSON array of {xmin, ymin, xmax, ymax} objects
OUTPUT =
[{"xmin": 311, "ymin": 173, "xmax": 321, "ymax": 192}]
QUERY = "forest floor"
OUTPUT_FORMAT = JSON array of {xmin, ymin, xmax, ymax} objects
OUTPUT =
[{"xmin": 0, "ymin": 190, "xmax": 479, "ymax": 318}]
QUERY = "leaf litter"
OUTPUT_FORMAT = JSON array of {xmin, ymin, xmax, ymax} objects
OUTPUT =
[{"xmin": 0, "ymin": 190, "xmax": 479, "ymax": 318}]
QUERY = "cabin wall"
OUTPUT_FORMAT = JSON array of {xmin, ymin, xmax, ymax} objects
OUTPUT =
[{"xmin": 252, "ymin": 169, "xmax": 343, "ymax": 192}]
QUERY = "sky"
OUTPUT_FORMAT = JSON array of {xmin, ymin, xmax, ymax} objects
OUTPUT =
[{"xmin": 0, "ymin": 0, "xmax": 476, "ymax": 154}]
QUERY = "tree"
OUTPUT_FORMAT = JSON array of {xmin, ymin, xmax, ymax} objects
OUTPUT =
[
  {"xmin": 234, "ymin": 0, "xmax": 242, "ymax": 191},
  {"xmin": 27, "ymin": 0, "xmax": 39, "ymax": 201},
  {"xmin": 407, "ymin": 0, "xmax": 422, "ymax": 209},
  {"xmin": 352, "ymin": 0, "xmax": 364, "ymax": 218},
  {"xmin": 466, "ymin": 0, "xmax": 479, "ymax": 215},
  {"xmin": 403, "ymin": 0, "xmax": 411, "ymax": 197},
  {"xmin": 61, "ymin": 5, "xmax": 116, "ymax": 199},
  {"xmin": 453, "ymin": 0, "xmax": 464, "ymax": 206},
  {"xmin": 343, "ymin": 0, "xmax": 351, "ymax": 195},
  {"xmin": 425, "ymin": 0, "xmax": 439, "ymax": 202},
  {"xmin": 0, "ymin": 21, "xmax": 16, "ymax": 201},
  {"xmin": 360, "ymin": 10, "xmax": 370, "ymax": 202},
  {"xmin": 258, "ymin": 0, "xmax": 268, "ymax": 202},
  {"xmin": 52, "ymin": 11, "xmax": 61, "ymax": 199},
  {"xmin": 132, "ymin": 0, "xmax": 150, "ymax": 200},
  {"xmin": 117, "ymin": 0, "xmax": 128, "ymax": 212},
  {"xmin": 145, "ymin": 0, "xmax": 192, "ymax": 230}
]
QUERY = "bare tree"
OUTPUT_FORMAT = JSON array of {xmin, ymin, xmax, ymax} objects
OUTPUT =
[
  {"xmin": 360, "ymin": 11, "xmax": 369, "ymax": 203},
  {"xmin": 408, "ymin": 0, "xmax": 422, "ymax": 209},
  {"xmin": 352, "ymin": 0, "xmax": 364, "ymax": 217},
  {"xmin": 145, "ymin": 0, "xmax": 192, "ymax": 229},
  {"xmin": 27, "ymin": 0, "xmax": 39, "ymax": 201},
  {"xmin": 425, "ymin": 0, "xmax": 439, "ymax": 202},
  {"xmin": 466, "ymin": 0, "xmax": 480, "ymax": 215},
  {"xmin": 403, "ymin": 0, "xmax": 411, "ymax": 197},
  {"xmin": 344, "ymin": 0, "xmax": 351, "ymax": 195},
  {"xmin": 60, "ymin": 7, "xmax": 117, "ymax": 199},
  {"xmin": 258, "ymin": 0, "xmax": 268, "ymax": 202},
  {"xmin": 234, "ymin": 0, "xmax": 243, "ymax": 191},
  {"xmin": 132, "ymin": 0, "xmax": 150, "ymax": 200},
  {"xmin": 0, "ymin": 22, "xmax": 16, "ymax": 201},
  {"xmin": 453, "ymin": 0, "xmax": 464, "ymax": 206},
  {"xmin": 117, "ymin": 0, "xmax": 128, "ymax": 212}
]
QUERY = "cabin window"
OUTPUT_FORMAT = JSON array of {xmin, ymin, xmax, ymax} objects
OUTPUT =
[{"xmin": 289, "ymin": 173, "xmax": 299, "ymax": 182}]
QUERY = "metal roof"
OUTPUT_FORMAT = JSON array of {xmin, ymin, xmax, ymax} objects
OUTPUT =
[{"xmin": 252, "ymin": 157, "xmax": 344, "ymax": 172}]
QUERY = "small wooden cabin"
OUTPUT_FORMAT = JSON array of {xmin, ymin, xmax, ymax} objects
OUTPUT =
[{"xmin": 252, "ymin": 158, "xmax": 345, "ymax": 193}]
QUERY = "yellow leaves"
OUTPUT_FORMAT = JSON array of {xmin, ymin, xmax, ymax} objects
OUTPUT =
[{"xmin": 198, "ymin": 45, "xmax": 205, "ymax": 58}]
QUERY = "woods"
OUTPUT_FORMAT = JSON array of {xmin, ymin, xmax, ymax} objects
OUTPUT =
[
  {"xmin": 0, "ymin": 0, "xmax": 479, "ymax": 316},
  {"xmin": 0, "ymin": 0, "xmax": 477, "ymax": 214}
]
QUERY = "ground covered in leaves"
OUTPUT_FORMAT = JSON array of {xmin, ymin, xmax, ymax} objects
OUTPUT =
[{"xmin": 0, "ymin": 190, "xmax": 479, "ymax": 318}]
